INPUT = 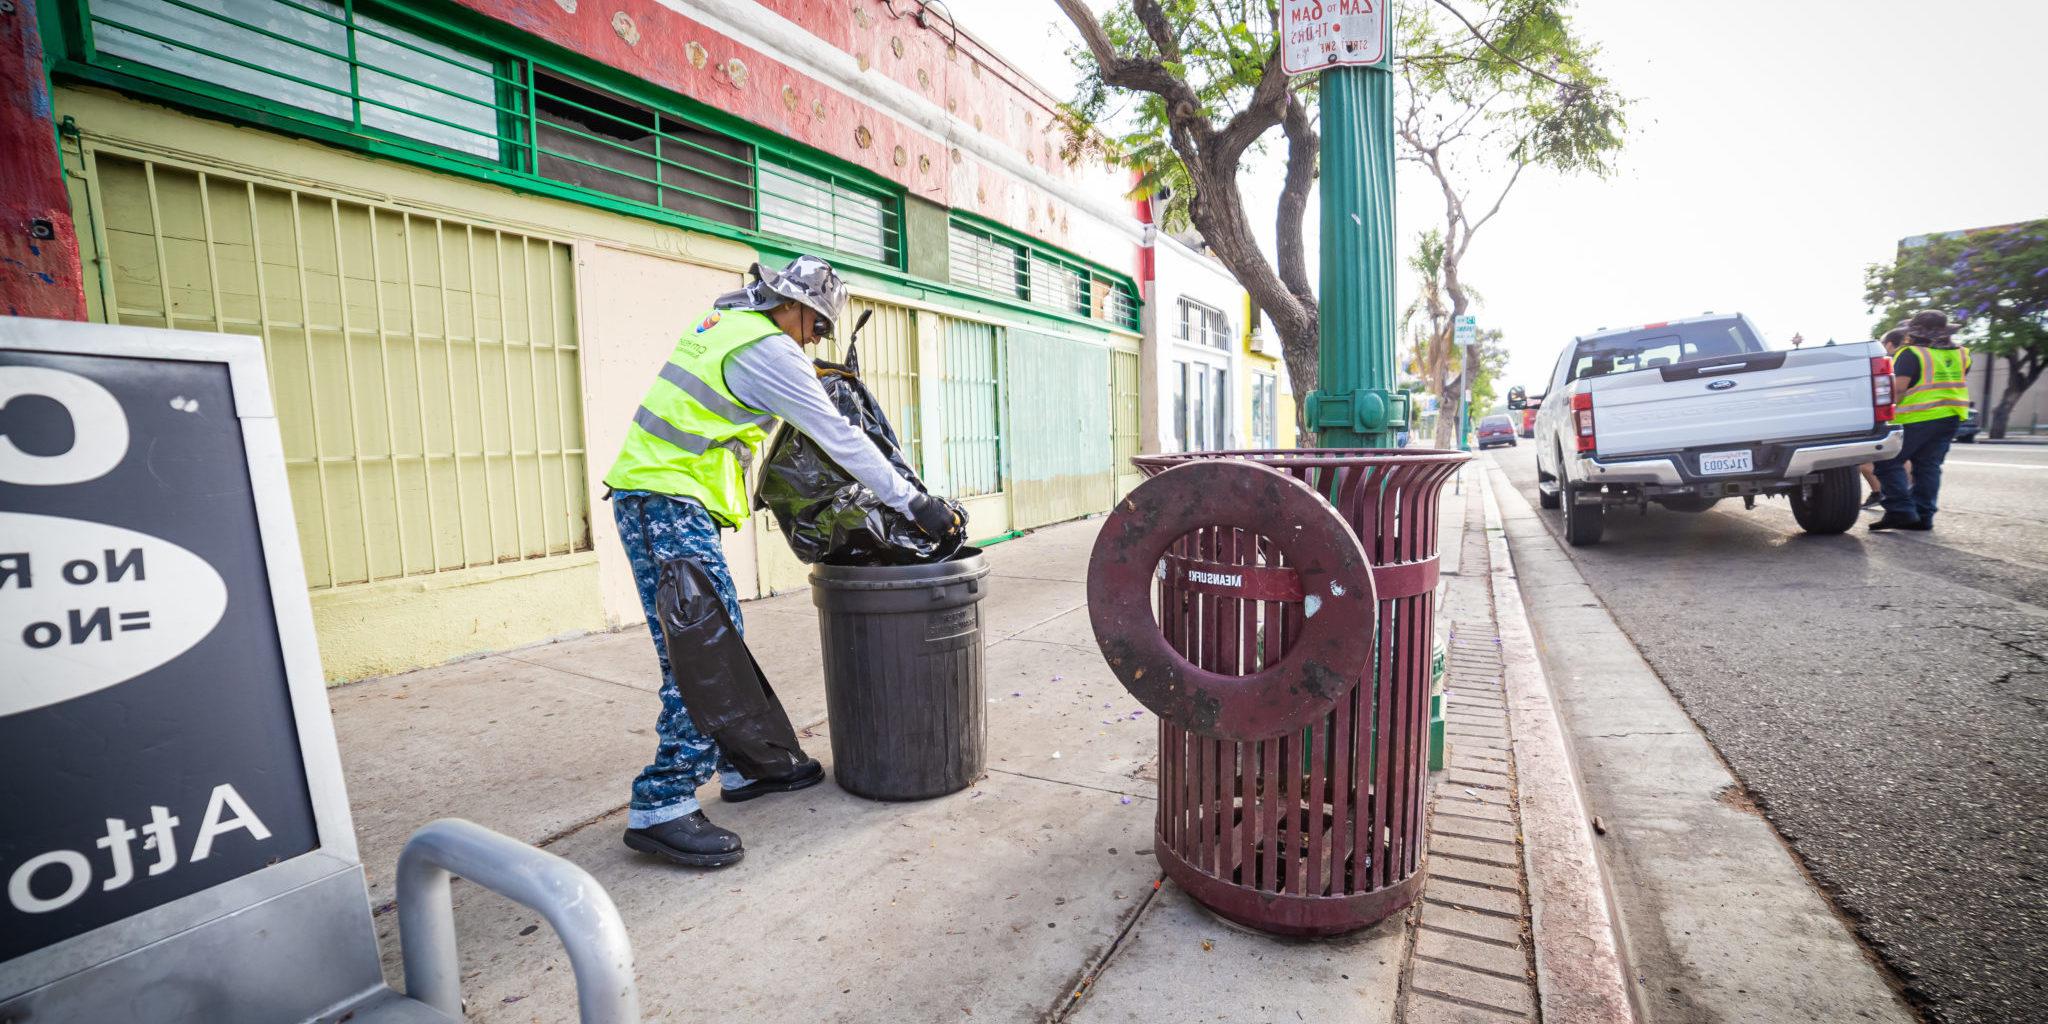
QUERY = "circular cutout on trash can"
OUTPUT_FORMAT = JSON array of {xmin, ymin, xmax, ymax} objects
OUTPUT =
[{"xmin": 1087, "ymin": 459, "xmax": 1377, "ymax": 741}]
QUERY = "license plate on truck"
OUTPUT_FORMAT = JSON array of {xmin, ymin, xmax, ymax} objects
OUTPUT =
[{"xmin": 1699, "ymin": 449, "xmax": 1754, "ymax": 475}]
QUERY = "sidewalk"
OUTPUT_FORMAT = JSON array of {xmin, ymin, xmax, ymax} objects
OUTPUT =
[{"xmin": 328, "ymin": 471, "xmax": 1578, "ymax": 1022}]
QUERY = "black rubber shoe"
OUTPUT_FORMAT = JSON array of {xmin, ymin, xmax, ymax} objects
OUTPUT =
[
  {"xmin": 721, "ymin": 758, "xmax": 825, "ymax": 803},
  {"xmin": 623, "ymin": 811, "xmax": 744, "ymax": 868},
  {"xmin": 1861, "ymin": 492, "xmax": 1883, "ymax": 509},
  {"xmin": 1901, "ymin": 519, "xmax": 1934, "ymax": 531},
  {"xmin": 1868, "ymin": 512, "xmax": 1922, "ymax": 532}
]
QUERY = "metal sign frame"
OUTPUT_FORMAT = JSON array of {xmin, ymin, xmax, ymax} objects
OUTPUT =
[
  {"xmin": 0, "ymin": 318, "xmax": 359, "ymax": 998},
  {"xmin": 1282, "ymin": 0, "xmax": 1390, "ymax": 76}
]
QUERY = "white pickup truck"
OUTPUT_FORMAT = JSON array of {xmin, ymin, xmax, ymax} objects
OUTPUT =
[{"xmin": 1526, "ymin": 313, "xmax": 1902, "ymax": 546}]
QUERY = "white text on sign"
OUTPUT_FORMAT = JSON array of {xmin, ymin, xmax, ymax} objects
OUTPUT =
[
  {"xmin": 0, "ymin": 513, "xmax": 228, "ymax": 716},
  {"xmin": 1282, "ymin": 0, "xmax": 1386, "ymax": 76}
]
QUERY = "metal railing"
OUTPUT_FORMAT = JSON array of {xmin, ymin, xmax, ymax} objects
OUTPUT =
[{"xmin": 398, "ymin": 819, "xmax": 638, "ymax": 1024}]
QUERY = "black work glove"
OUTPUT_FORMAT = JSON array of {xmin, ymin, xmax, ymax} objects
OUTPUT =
[{"xmin": 908, "ymin": 493, "xmax": 963, "ymax": 541}]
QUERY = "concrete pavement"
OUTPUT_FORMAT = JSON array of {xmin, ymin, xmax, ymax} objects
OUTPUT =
[
  {"xmin": 1491, "ymin": 439, "xmax": 2045, "ymax": 1024},
  {"xmin": 326, "ymin": 469, "xmax": 1620, "ymax": 1022},
  {"xmin": 1484, "ymin": 457, "xmax": 1915, "ymax": 1023}
]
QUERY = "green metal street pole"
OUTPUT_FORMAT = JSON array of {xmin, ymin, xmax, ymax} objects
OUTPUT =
[{"xmin": 1305, "ymin": 60, "xmax": 1406, "ymax": 449}]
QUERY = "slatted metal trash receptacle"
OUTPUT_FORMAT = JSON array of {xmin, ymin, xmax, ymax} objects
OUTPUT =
[{"xmin": 1087, "ymin": 449, "xmax": 1467, "ymax": 936}]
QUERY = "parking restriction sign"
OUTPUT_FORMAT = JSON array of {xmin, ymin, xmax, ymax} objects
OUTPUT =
[{"xmin": 1283, "ymin": 0, "xmax": 1387, "ymax": 75}]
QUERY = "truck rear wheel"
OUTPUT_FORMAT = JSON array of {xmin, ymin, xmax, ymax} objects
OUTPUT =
[
  {"xmin": 1562, "ymin": 485, "xmax": 1605, "ymax": 546},
  {"xmin": 1790, "ymin": 466, "xmax": 1860, "ymax": 535}
]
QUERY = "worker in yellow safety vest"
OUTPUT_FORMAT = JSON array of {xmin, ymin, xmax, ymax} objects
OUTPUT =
[
  {"xmin": 1870, "ymin": 310, "xmax": 1973, "ymax": 532},
  {"xmin": 605, "ymin": 255, "xmax": 962, "ymax": 868}
]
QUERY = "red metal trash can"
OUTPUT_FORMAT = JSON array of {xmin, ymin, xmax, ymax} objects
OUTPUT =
[{"xmin": 1087, "ymin": 449, "xmax": 1467, "ymax": 936}]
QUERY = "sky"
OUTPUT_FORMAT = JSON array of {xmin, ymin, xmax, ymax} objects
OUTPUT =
[{"xmin": 949, "ymin": 0, "xmax": 2048, "ymax": 394}]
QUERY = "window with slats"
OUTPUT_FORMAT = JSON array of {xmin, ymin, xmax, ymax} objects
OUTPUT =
[
  {"xmin": 65, "ymin": 0, "xmax": 901, "ymax": 265},
  {"xmin": 946, "ymin": 220, "xmax": 1139, "ymax": 330}
]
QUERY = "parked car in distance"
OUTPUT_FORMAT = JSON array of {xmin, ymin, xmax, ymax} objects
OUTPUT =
[
  {"xmin": 1531, "ymin": 313, "xmax": 1902, "ymax": 546},
  {"xmin": 1477, "ymin": 414, "xmax": 1518, "ymax": 448},
  {"xmin": 1957, "ymin": 408, "xmax": 1981, "ymax": 443}
]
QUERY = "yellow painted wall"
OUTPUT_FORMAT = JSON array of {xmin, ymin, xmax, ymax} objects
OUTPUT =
[
  {"xmin": 1237, "ymin": 294, "xmax": 1295, "ymax": 448},
  {"xmin": 310, "ymin": 555, "xmax": 605, "ymax": 681}
]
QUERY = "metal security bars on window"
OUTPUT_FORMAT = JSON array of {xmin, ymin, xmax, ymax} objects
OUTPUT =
[
  {"xmin": 947, "ymin": 221, "xmax": 1139, "ymax": 331},
  {"xmin": 1177, "ymin": 297, "xmax": 1231, "ymax": 350},
  {"xmin": 90, "ymin": 0, "xmax": 509, "ymax": 161},
  {"xmin": 74, "ymin": 146, "xmax": 592, "ymax": 590},
  {"xmin": 72, "ymin": 0, "xmax": 900, "ymax": 265}
]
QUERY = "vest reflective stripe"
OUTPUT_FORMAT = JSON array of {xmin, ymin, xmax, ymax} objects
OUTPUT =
[
  {"xmin": 1894, "ymin": 345, "xmax": 1971, "ymax": 423},
  {"xmin": 604, "ymin": 309, "xmax": 784, "ymax": 526},
  {"xmin": 657, "ymin": 361, "xmax": 775, "ymax": 429},
  {"xmin": 632, "ymin": 405, "xmax": 714, "ymax": 454}
]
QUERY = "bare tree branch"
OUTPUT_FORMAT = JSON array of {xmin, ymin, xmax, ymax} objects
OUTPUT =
[
  {"xmin": 1054, "ymin": 0, "xmax": 1206, "ymax": 119},
  {"xmin": 1456, "ymin": 156, "xmax": 1528, "ymax": 258}
]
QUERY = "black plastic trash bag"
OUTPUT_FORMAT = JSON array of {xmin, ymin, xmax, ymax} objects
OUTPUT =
[
  {"xmin": 756, "ymin": 337, "xmax": 967, "ymax": 566},
  {"xmin": 654, "ymin": 557, "xmax": 808, "ymax": 780}
]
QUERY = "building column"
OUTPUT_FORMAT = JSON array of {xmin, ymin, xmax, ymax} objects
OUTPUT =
[{"xmin": 2, "ymin": 3, "xmax": 87, "ymax": 321}]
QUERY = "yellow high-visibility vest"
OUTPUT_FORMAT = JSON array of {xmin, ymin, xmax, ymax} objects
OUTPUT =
[
  {"xmin": 1893, "ymin": 345, "xmax": 1971, "ymax": 424},
  {"xmin": 603, "ymin": 309, "xmax": 782, "ymax": 527}
]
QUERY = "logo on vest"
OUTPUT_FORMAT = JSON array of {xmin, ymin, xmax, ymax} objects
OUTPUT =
[{"xmin": 695, "ymin": 312, "xmax": 722, "ymax": 333}]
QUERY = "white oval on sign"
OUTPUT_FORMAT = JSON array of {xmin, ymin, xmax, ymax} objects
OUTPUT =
[{"xmin": 0, "ymin": 512, "xmax": 229, "ymax": 717}]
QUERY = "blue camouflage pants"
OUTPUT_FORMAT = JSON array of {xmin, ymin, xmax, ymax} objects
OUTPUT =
[{"xmin": 613, "ymin": 492, "xmax": 752, "ymax": 828}]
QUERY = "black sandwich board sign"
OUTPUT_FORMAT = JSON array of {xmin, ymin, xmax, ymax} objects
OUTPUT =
[{"xmin": 0, "ymin": 319, "xmax": 366, "ymax": 1016}]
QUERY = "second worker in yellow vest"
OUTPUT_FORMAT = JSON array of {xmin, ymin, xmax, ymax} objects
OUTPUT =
[
  {"xmin": 603, "ymin": 254, "xmax": 962, "ymax": 869},
  {"xmin": 1871, "ymin": 310, "xmax": 1973, "ymax": 532}
]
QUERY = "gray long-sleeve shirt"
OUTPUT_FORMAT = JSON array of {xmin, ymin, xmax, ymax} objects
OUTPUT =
[{"xmin": 725, "ymin": 333, "xmax": 920, "ymax": 515}]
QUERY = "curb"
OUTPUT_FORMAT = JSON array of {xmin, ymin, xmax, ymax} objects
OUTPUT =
[{"xmin": 1477, "ymin": 461, "xmax": 1637, "ymax": 1024}]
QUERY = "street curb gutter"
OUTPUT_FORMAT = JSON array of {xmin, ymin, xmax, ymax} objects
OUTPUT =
[{"xmin": 1479, "ymin": 464, "xmax": 1638, "ymax": 1024}]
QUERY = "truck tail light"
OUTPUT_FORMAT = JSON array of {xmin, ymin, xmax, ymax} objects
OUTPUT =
[
  {"xmin": 1571, "ymin": 391, "xmax": 1596, "ymax": 453},
  {"xmin": 1872, "ymin": 355, "xmax": 1894, "ymax": 423}
]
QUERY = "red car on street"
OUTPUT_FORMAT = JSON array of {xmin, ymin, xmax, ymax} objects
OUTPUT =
[{"xmin": 1477, "ymin": 413, "xmax": 1518, "ymax": 449}]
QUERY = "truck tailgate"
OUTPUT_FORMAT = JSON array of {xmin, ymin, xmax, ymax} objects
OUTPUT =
[{"xmin": 1588, "ymin": 344, "xmax": 1878, "ymax": 457}]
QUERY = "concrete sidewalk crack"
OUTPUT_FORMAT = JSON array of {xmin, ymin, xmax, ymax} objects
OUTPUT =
[
  {"xmin": 1043, "ymin": 873, "xmax": 1167, "ymax": 1022},
  {"xmin": 499, "ymin": 654, "xmax": 659, "ymax": 698},
  {"xmin": 985, "ymin": 766, "xmax": 1154, "ymax": 800}
]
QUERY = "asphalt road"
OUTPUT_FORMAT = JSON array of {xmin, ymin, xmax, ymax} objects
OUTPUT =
[{"xmin": 1490, "ymin": 437, "xmax": 2048, "ymax": 1024}]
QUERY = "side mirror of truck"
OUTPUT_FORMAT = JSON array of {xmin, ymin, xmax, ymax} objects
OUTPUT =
[{"xmin": 1506, "ymin": 386, "xmax": 1527, "ymax": 410}]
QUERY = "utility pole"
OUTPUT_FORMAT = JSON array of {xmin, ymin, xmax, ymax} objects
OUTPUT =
[{"xmin": 1294, "ymin": 11, "xmax": 1407, "ymax": 449}]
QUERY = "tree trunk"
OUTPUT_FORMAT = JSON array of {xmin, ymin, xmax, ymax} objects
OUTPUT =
[
  {"xmin": 1990, "ymin": 389, "xmax": 2017, "ymax": 439},
  {"xmin": 1992, "ymin": 349, "xmax": 2045, "ymax": 440},
  {"xmin": 1278, "ymin": 313, "xmax": 1321, "ymax": 443},
  {"xmin": 1431, "ymin": 291, "xmax": 1471, "ymax": 449}
]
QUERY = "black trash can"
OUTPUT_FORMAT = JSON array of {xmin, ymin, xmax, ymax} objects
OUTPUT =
[{"xmin": 811, "ymin": 550, "xmax": 990, "ymax": 800}]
